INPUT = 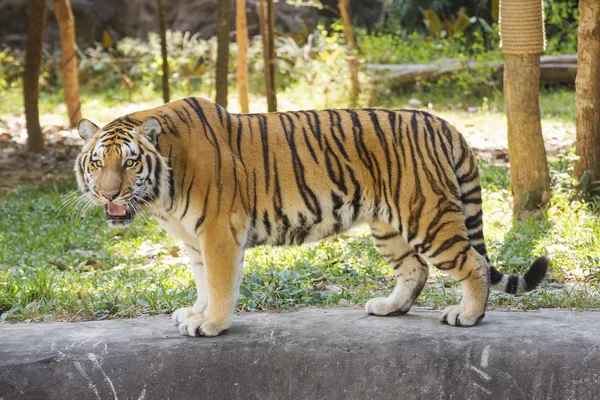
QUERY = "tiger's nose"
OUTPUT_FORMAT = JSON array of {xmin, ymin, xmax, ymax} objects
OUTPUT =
[{"xmin": 100, "ymin": 190, "xmax": 120, "ymax": 201}]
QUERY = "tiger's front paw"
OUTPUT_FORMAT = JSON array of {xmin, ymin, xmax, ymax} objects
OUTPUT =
[
  {"xmin": 440, "ymin": 305, "xmax": 484, "ymax": 327},
  {"xmin": 172, "ymin": 307, "xmax": 196, "ymax": 325},
  {"xmin": 192, "ymin": 299, "xmax": 207, "ymax": 314},
  {"xmin": 178, "ymin": 314, "xmax": 229, "ymax": 337}
]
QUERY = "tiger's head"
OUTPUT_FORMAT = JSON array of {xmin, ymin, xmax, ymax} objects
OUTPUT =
[{"xmin": 74, "ymin": 116, "xmax": 170, "ymax": 227}]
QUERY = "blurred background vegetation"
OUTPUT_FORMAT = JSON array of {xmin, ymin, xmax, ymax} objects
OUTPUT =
[{"xmin": 0, "ymin": 0, "xmax": 579, "ymax": 109}]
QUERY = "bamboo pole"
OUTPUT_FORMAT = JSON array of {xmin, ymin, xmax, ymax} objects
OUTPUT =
[
  {"xmin": 53, "ymin": 0, "xmax": 82, "ymax": 127},
  {"xmin": 157, "ymin": 0, "xmax": 170, "ymax": 103},
  {"xmin": 236, "ymin": 0, "xmax": 249, "ymax": 113},
  {"xmin": 24, "ymin": 0, "xmax": 47, "ymax": 153},
  {"xmin": 338, "ymin": 0, "xmax": 360, "ymax": 107},
  {"xmin": 215, "ymin": 0, "xmax": 231, "ymax": 107},
  {"xmin": 259, "ymin": 0, "xmax": 276, "ymax": 112}
]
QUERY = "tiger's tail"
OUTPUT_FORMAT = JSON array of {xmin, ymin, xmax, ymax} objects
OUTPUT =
[{"xmin": 454, "ymin": 133, "xmax": 549, "ymax": 295}]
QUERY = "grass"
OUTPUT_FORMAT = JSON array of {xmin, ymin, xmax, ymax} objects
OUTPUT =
[{"xmin": 1, "ymin": 85, "xmax": 599, "ymax": 322}]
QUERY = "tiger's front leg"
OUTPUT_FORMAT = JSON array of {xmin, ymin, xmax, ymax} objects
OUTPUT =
[
  {"xmin": 177, "ymin": 223, "xmax": 245, "ymax": 337},
  {"xmin": 171, "ymin": 244, "xmax": 208, "ymax": 325}
]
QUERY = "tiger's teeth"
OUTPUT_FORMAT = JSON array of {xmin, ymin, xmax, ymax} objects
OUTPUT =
[{"xmin": 107, "ymin": 202, "xmax": 128, "ymax": 216}]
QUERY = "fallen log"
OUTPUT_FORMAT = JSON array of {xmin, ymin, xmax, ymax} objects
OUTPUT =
[
  {"xmin": 366, "ymin": 54, "xmax": 577, "ymax": 86},
  {"xmin": 539, "ymin": 63, "xmax": 578, "ymax": 83}
]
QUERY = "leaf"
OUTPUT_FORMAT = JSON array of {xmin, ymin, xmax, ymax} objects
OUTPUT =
[
  {"xmin": 50, "ymin": 261, "xmax": 70, "ymax": 271},
  {"xmin": 491, "ymin": 0, "xmax": 500, "ymax": 21},
  {"xmin": 102, "ymin": 31, "xmax": 114, "ymax": 49},
  {"xmin": 580, "ymin": 171, "xmax": 591, "ymax": 190},
  {"xmin": 240, "ymin": 285, "xmax": 253, "ymax": 299},
  {"xmin": 423, "ymin": 10, "xmax": 442, "ymax": 37},
  {"xmin": 168, "ymin": 246, "xmax": 181, "ymax": 257},
  {"xmin": 478, "ymin": 17, "xmax": 493, "ymax": 32},
  {"xmin": 78, "ymin": 260, "xmax": 109, "ymax": 270},
  {"xmin": 453, "ymin": 9, "xmax": 471, "ymax": 36}
]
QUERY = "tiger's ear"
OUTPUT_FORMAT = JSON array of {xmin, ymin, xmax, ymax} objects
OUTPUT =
[
  {"xmin": 77, "ymin": 119, "xmax": 100, "ymax": 142},
  {"xmin": 137, "ymin": 117, "xmax": 162, "ymax": 145}
]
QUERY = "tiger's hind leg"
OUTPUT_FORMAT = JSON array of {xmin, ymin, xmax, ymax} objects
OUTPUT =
[
  {"xmin": 419, "ymin": 217, "xmax": 490, "ymax": 326},
  {"xmin": 365, "ymin": 221, "xmax": 429, "ymax": 316}
]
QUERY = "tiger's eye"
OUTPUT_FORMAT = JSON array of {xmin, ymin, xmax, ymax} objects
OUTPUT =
[
  {"xmin": 125, "ymin": 159, "xmax": 136, "ymax": 168},
  {"xmin": 92, "ymin": 160, "xmax": 103, "ymax": 169}
]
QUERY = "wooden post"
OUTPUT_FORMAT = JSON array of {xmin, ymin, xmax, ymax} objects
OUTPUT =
[
  {"xmin": 266, "ymin": 0, "xmax": 276, "ymax": 112},
  {"xmin": 259, "ymin": 0, "xmax": 276, "ymax": 112},
  {"xmin": 236, "ymin": 0, "xmax": 249, "ymax": 113},
  {"xmin": 574, "ymin": 0, "xmax": 600, "ymax": 188},
  {"xmin": 500, "ymin": 0, "xmax": 550, "ymax": 216},
  {"xmin": 338, "ymin": 0, "xmax": 360, "ymax": 107},
  {"xmin": 215, "ymin": 0, "xmax": 231, "ymax": 107},
  {"xmin": 53, "ymin": 0, "xmax": 82, "ymax": 128},
  {"xmin": 157, "ymin": 0, "xmax": 169, "ymax": 104},
  {"xmin": 24, "ymin": 0, "xmax": 47, "ymax": 153}
]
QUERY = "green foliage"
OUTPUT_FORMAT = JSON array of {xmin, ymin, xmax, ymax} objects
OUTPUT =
[
  {"xmin": 78, "ymin": 32, "xmax": 217, "ymax": 97},
  {"xmin": 381, "ymin": 0, "xmax": 492, "ymax": 33},
  {"xmin": 544, "ymin": 0, "xmax": 579, "ymax": 55},
  {"xmin": 423, "ymin": 8, "xmax": 471, "ymax": 38},
  {"xmin": 0, "ymin": 46, "xmax": 22, "ymax": 91},
  {"xmin": 0, "ymin": 4, "xmax": 577, "ymax": 106},
  {"xmin": 274, "ymin": 24, "xmax": 351, "ymax": 107},
  {"xmin": 0, "ymin": 26, "xmax": 354, "ymax": 105},
  {"xmin": 357, "ymin": 18, "xmax": 500, "ymax": 66},
  {"xmin": 360, "ymin": 23, "xmax": 502, "ymax": 100}
]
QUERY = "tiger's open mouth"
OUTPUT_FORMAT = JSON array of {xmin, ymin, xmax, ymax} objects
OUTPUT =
[{"xmin": 105, "ymin": 202, "xmax": 135, "ymax": 226}]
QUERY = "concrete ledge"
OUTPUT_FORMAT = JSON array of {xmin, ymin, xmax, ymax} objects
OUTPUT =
[{"xmin": 1, "ymin": 309, "xmax": 599, "ymax": 399}]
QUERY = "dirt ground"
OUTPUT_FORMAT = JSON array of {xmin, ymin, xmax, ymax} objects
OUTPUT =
[{"xmin": 0, "ymin": 117, "xmax": 83, "ymax": 193}]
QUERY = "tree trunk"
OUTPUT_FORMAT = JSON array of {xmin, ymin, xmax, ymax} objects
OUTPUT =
[
  {"xmin": 266, "ymin": 0, "xmax": 276, "ymax": 112},
  {"xmin": 157, "ymin": 0, "xmax": 169, "ymax": 103},
  {"xmin": 236, "ymin": 0, "xmax": 249, "ymax": 113},
  {"xmin": 53, "ymin": 0, "xmax": 81, "ymax": 128},
  {"xmin": 574, "ymin": 0, "xmax": 600, "ymax": 185},
  {"xmin": 259, "ymin": 0, "xmax": 276, "ymax": 112},
  {"xmin": 338, "ymin": 0, "xmax": 360, "ymax": 107},
  {"xmin": 504, "ymin": 54, "xmax": 550, "ymax": 214},
  {"xmin": 215, "ymin": 0, "xmax": 231, "ymax": 107},
  {"xmin": 24, "ymin": 0, "xmax": 47, "ymax": 153},
  {"xmin": 258, "ymin": 0, "xmax": 268, "ymax": 104}
]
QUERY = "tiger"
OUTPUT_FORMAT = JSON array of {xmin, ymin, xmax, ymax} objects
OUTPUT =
[{"xmin": 75, "ymin": 96, "xmax": 549, "ymax": 337}]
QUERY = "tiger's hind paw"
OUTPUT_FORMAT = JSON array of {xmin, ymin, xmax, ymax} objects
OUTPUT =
[
  {"xmin": 365, "ymin": 297, "xmax": 409, "ymax": 316},
  {"xmin": 440, "ymin": 305, "xmax": 484, "ymax": 327}
]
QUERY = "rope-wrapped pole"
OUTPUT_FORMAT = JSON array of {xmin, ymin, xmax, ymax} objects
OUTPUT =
[
  {"xmin": 500, "ymin": 0, "xmax": 550, "ymax": 216},
  {"xmin": 500, "ymin": 0, "xmax": 545, "ymax": 54}
]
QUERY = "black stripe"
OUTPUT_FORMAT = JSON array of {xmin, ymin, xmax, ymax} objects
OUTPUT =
[
  {"xmin": 465, "ymin": 210, "xmax": 483, "ymax": 230},
  {"xmin": 195, "ymin": 183, "xmax": 211, "ymax": 232},
  {"xmin": 258, "ymin": 115, "xmax": 271, "ymax": 192},
  {"xmin": 180, "ymin": 175, "xmax": 195, "ymax": 219},
  {"xmin": 280, "ymin": 114, "xmax": 322, "ymax": 220},
  {"xmin": 506, "ymin": 275, "xmax": 519, "ymax": 294},
  {"xmin": 389, "ymin": 250, "xmax": 414, "ymax": 267},
  {"xmin": 372, "ymin": 231, "xmax": 400, "ymax": 241}
]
